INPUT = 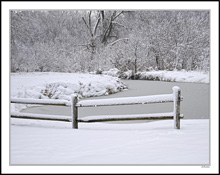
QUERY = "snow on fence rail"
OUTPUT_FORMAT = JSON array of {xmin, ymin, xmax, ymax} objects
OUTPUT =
[
  {"xmin": 10, "ymin": 112, "xmax": 72, "ymax": 122},
  {"xmin": 10, "ymin": 98, "xmax": 71, "ymax": 106},
  {"xmin": 76, "ymin": 94, "xmax": 174, "ymax": 107},
  {"xmin": 10, "ymin": 86, "xmax": 183, "ymax": 129}
]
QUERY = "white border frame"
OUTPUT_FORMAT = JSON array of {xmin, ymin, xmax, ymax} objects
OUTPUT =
[{"xmin": 2, "ymin": 1, "xmax": 219, "ymax": 174}]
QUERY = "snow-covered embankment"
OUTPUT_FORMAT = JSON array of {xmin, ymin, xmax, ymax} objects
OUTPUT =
[
  {"xmin": 11, "ymin": 72, "xmax": 127, "ymax": 112},
  {"xmin": 102, "ymin": 68, "xmax": 209, "ymax": 83}
]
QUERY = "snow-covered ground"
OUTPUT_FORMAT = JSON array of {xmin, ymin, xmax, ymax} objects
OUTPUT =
[
  {"xmin": 10, "ymin": 72, "xmax": 210, "ymax": 165},
  {"xmin": 11, "ymin": 71, "xmax": 209, "ymax": 112},
  {"xmin": 11, "ymin": 72, "xmax": 127, "ymax": 112},
  {"xmin": 10, "ymin": 118, "xmax": 209, "ymax": 165},
  {"xmin": 102, "ymin": 68, "xmax": 209, "ymax": 83}
]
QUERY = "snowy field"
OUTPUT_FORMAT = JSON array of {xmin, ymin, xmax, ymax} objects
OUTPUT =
[
  {"xmin": 10, "ymin": 72, "xmax": 210, "ymax": 165},
  {"xmin": 11, "ymin": 118, "xmax": 209, "ymax": 165}
]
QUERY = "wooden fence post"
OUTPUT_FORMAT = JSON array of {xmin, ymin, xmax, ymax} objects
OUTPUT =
[
  {"xmin": 173, "ymin": 86, "xmax": 181, "ymax": 129},
  {"xmin": 71, "ymin": 94, "xmax": 78, "ymax": 129}
]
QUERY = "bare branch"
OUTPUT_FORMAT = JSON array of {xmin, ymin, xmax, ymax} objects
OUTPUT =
[
  {"xmin": 102, "ymin": 11, "xmax": 124, "ymax": 44},
  {"xmin": 112, "ymin": 21, "xmax": 129, "ymax": 29},
  {"xmin": 93, "ymin": 17, "xmax": 101, "ymax": 36},
  {"xmin": 112, "ymin": 11, "xmax": 123, "ymax": 21},
  {"xmin": 82, "ymin": 17, "xmax": 90, "ymax": 30},
  {"xmin": 109, "ymin": 38, "xmax": 130, "ymax": 46},
  {"xmin": 88, "ymin": 11, "xmax": 92, "ymax": 29},
  {"xmin": 100, "ymin": 11, "xmax": 104, "ymax": 21},
  {"xmin": 82, "ymin": 17, "xmax": 93, "ymax": 36}
]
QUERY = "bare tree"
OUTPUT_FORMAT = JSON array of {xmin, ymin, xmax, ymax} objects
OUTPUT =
[{"xmin": 11, "ymin": 10, "xmax": 210, "ymax": 73}]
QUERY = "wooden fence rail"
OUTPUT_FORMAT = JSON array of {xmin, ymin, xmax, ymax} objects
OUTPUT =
[
  {"xmin": 10, "ymin": 86, "xmax": 183, "ymax": 129},
  {"xmin": 10, "ymin": 98, "xmax": 71, "ymax": 106}
]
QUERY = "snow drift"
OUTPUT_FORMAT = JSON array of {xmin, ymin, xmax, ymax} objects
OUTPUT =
[
  {"xmin": 11, "ymin": 72, "xmax": 127, "ymax": 112},
  {"xmin": 102, "ymin": 68, "xmax": 209, "ymax": 83}
]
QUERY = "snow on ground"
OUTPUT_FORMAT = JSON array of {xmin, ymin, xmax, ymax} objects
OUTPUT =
[
  {"xmin": 11, "ymin": 70, "xmax": 209, "ymax": 112},
  {"xmin": 10, "ymin": 118, "xmax": 209, "ymax": 165},
  {"xmin": 10, "ymin": 72, "xmax": 209, "ymax": 165},
  {"xmin": 102, "ymin": 68, "xmax": 209, "ymax": 83},
  {"xmin": 11, "ymin": 72, "xmax": 127, "ymax": 112}
]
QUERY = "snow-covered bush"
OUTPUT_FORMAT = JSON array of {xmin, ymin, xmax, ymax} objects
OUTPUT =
[
  {"xmin": 101, "ymin": 69, "xmax": 209, "ymax": 83},
  {"xmin": 11, "ymin": 72, "xmax": 128, "ymax": 112}
]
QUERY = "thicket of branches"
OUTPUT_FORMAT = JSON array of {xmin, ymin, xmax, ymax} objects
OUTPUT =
[{"xmin": 11, "ymin": 10, "xmax": 210, "ymax": 73}]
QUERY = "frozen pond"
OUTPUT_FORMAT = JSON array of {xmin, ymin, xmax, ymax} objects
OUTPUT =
[{"xmin": 21, "ymin": 80, "xmax": 210, "ymax": 120}]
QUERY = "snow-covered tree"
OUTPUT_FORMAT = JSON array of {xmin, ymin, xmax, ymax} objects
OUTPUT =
[{"xmin": 10, "ymin": 10, "xmax": 210, "ymax": 73}]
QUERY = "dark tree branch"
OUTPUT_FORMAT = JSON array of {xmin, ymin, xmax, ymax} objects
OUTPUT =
[
  {"xmin": 112, "ymin": 11, "xmax": 123, "ymax": 21},
  {"xmin": 82, "ymin": 16, "xmax": 93, "ymax": 37},
  {"xmin": 93, "ymin": 17, "xmax": 101, "ymax": 36}
]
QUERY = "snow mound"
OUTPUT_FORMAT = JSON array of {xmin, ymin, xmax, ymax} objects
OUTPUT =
[
  {"xmin": 11, "ymin": 72, "xmax": 127, "ymax": 112},
  {"xmin": 102, "ymin": 69, "xmax": 209, "ymax": 83},
  {"xmin": 137, "ymin": 70, "xmax": 209, "ymax": 83}
]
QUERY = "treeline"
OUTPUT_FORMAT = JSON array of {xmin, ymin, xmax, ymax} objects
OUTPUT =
[{"xmin": 11, "ymin": 10, "xmax": 210, "ymax": 73}]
